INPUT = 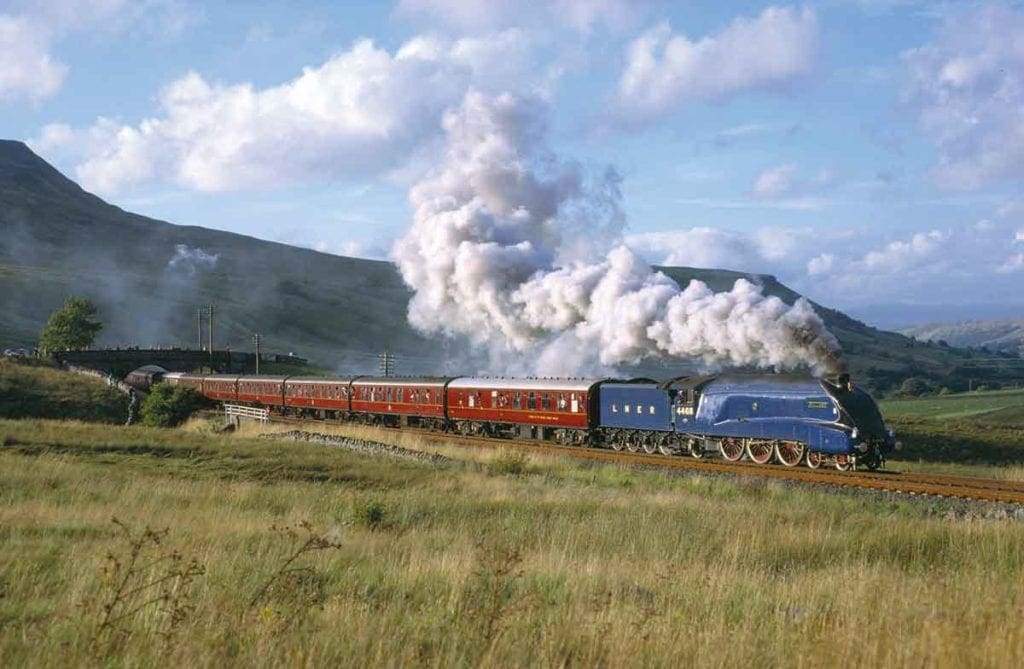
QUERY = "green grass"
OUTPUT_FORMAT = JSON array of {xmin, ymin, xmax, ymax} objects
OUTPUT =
[
  {"xmin": 0, "ymin": 357, "xmax": 127, "ymax": 423},
  {"xmin": 880, "ymin": 388, "xmax": 1024, "ymax": 466},
  {"xmin": 881, "ymin": 387, "xmax": 1024, "ymax": 422},
  {"xmin": 2, "ymin": 418, "xmax": 1024, "ymax": 666}
]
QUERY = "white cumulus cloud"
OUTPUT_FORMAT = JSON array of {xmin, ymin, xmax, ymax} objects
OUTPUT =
[
  {"xmin": 395, "ymin": 0, "xmax": 644, "ymax": 34},
  {"xmin": 614, "ymin": 6, "xmax": 818, "ymax": 124},
  {"xmin": 0, "ymin": 16, "xmax": 66, "ymax": 103},
  {"xmin": 0, "ymin": 1, "xmax": 195, "ymax": 105},
  {"xmin": 35, "ymin": 31, "xmax": 543, "ymax": 194},
  {"xmin": 903, "ymin": 5, "xmax": 1024, "ymax": 189}
]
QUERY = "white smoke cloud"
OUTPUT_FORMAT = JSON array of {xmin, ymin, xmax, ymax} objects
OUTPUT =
[
  {"xmin": 392, "ymin": 91, "xmax": 842, "ymax": 375},
  {"xmin": 168, "ymin": 244, "xmax": 218, "ymax": 275}
]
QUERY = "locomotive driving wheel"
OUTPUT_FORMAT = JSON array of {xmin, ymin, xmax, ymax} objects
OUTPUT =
[
  {"xmin": 775, "ymin": 441, "xmax": 805, "ymax": 467},
  {"xmin": 805, "ymin": 451, "xmax": 824, "ymax": 469},
  {"xmin": 746, "ymin": 440, "xmax": 774, "ymax": 465},
  {"xmin": 688, "ymin": 439, "xmax": 706, "ymax": 459},
  {"xmin": 834, "ymin": 454, "xmax": 852, "ymax": 471},
  {"xmin": 719, "ymin": 438, "xmax": 744, "ymax": 462}
]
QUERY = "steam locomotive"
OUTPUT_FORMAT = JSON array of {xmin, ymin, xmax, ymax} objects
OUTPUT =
[{"xmin": 148, "ymin": 370, "xmax": 894, "ymax": 471}]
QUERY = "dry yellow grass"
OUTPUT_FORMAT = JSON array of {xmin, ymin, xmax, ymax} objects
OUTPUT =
[{"xmin": 2, "ymin": 418, "xmax": 1024, "ymax": 667}]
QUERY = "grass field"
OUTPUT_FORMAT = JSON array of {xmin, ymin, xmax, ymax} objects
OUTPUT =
[
  {"xmin": 881, "ymin": 387, "xmax": 1024, "ymax": 423},
  {"xmin": 2, "ymin": 418, "xmax": 1024, "ymax": 667},
  {"xmin": 880, "ymin": 388, "xmax": 1024, "ymax": 466}
]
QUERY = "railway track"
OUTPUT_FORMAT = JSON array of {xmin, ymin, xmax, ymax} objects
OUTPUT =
[{"xmin": 257, "ymin": 414, "xmax": 1024, "ymax": 505}]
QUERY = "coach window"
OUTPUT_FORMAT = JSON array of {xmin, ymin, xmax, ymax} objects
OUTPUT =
[
  {"xmin": 541, "ymin": 393, "xmax": 551, "ymax": 411},
  {"xmin": 387, "ymin": 388, "xmax": 394, "ymax": 402},
  {"xmin": 528, "ymin": 392, "xmax": 536, "ymax": 410},
  {"xmin": 425, "ymin": 389, "xmax": 431, "ymax": 403},
  {"xmin": 557, "ymin": 393, "xmax": 567, "ymax": 411},
  {"xmin": 513, "ymin": 392, "xmax": 522, "ymax": 409}
]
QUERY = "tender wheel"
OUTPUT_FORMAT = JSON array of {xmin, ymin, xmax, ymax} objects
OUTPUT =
[
  {"xmin": 775, "ymin": 441, "xmax": 805, "ymax": 467},
  {"xmin": 719, "ymin": 438, "xmax": 744, "ymax": 462},
  {"xmin": 746, "ymin": 440, "xmax": 774, "ymax": 465},
  {"xmin": 610, "ymin": 431, "xmax": 625, "ymax": 451},
  {"xmin": 806, "ymin": 451, "xmax": 824, "ymax": 469},
  {"xmin": 641, "ymin": 435, "xmax": 657, "ymax": 454},
  {"xmin": 625, "ymin": 434, "xmax": 640, "ymax": 453},
  {"xmin": 834, "ymin": 454, "xmax": 852, "ymax": 472}
]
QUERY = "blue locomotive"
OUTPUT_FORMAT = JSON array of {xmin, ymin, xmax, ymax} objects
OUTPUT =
[{"xmin": 595, "ymin": 373, "xmax": 895, "ymax": 470}]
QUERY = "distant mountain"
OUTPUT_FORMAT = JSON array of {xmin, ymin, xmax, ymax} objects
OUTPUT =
[
  {"xmin": 899, "ymin": 320, "xmax": 1024, "ymax": 355},
  {"xmin": 2, "ymin": 139, "xmax": 1022, "ymax": 392}
]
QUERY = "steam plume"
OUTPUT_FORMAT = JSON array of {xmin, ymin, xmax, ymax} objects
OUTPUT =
[
  {"xmin": 168, "ymin": 244, "xmax": 219, "ymax": 275},
  {"xmin": 393, "ymin": 92, "xmax": 843, "ymax": 375}
]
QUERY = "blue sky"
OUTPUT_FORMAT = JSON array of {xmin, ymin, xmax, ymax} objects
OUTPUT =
[{"xmin": 2, "ymin": 0, "xmax": 1024, "ymax": 327}]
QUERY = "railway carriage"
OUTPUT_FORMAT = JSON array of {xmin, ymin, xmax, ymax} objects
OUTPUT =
[
  {"xmin": 201, "ymin": 375, "xmax": 240, "ymax": 402},
  {"xmin": 284, "ymin": 377, "xmax": 353, "ymax": 417},
  {"xmin": 446, "ymin": 378, "xmax": 600, "ymax": 442},
  {"xmin": 162, "ymin": 371, "xmax": 204, "ymax": 392},
  {"xmin": 349, "ymin": 376, "xmax": 450, "ymax": 428},
  {"xmin": 236, "ymin": 376, "xmax": 286, "ymax": 406}
]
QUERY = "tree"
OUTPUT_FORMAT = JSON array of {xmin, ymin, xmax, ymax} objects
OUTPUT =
[
  {"xmin": 39, "ymin": 297, "xmax": 103, "ymax": 353},
  {"xmin": 140, "ymin": 384, "xmax": 206, "ymax": 427},
  {"xmin": 899, "ymin": 377, "xmax": 935, "ymax": 397}
]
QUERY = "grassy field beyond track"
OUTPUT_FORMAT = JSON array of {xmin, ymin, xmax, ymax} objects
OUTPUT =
[
  {"xmin": 2, "ymin": 419, "xmax": 1024, "ymax": 667},
  {"xmin": 881, "ymin": 388, "xmax": 1024, "ymax": 466},
  {"xmin": 881, "ymin": 388, "xmax": 1024, "ymax": 423}
]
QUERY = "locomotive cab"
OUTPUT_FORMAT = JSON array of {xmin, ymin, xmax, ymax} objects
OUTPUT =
[{"xmin": 821, "ymin": 374, "xmax": 895, "ymax": 468}]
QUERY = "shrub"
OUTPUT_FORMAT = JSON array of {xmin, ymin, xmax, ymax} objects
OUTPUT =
[
  {"xmin": 352, "ymin": 499, "xmax": 388, "ymax": 530},
  {"xmin": 488, "ymin": 450, "xmax": 529, "ymax": 476},
  {"xmin": 140, "ymin": 384, "xmax": 206, "ymax": 427}
]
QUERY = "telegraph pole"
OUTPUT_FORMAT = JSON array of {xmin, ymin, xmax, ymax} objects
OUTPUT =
[
  {"xmin": 378, "ymin": 351, "xmax": 395, "ymax": 377},
  {"xmin": 197, "ymin": 308, "xmax": 203, "ymax": 350},
  {"xmin": 253, "ymin": 334, "xmax": 261, "ymax": 374},
  {"xmin": 207, "ymin": 304, "xmax": 215, "ymax": 354}
]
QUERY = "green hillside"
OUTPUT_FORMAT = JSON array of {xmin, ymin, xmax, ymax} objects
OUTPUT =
[
  {"xmin": 899, "ymin": 319, "xmax": 1024, "ymax": 355},
  {"xmin": 0, "ymin": 357, "xmax": 128, "ymax": 422},
  {"xmin": 2, "ymin": 139, "xmax": 1023, "ymax": 391}
]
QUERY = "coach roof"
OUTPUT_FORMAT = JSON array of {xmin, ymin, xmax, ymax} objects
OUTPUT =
[
  {"xmin": 351, "ymin": 376, "xmax": 452, "ymax": 387},
  {"xmin": 447, "ymin": 377, "xmax": 601, "ymax": 393}
]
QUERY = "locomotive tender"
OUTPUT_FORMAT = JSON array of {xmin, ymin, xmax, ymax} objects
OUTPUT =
[{"xmin": 160, "ymin": 370, "xmax": 895, "ymax": 471}]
